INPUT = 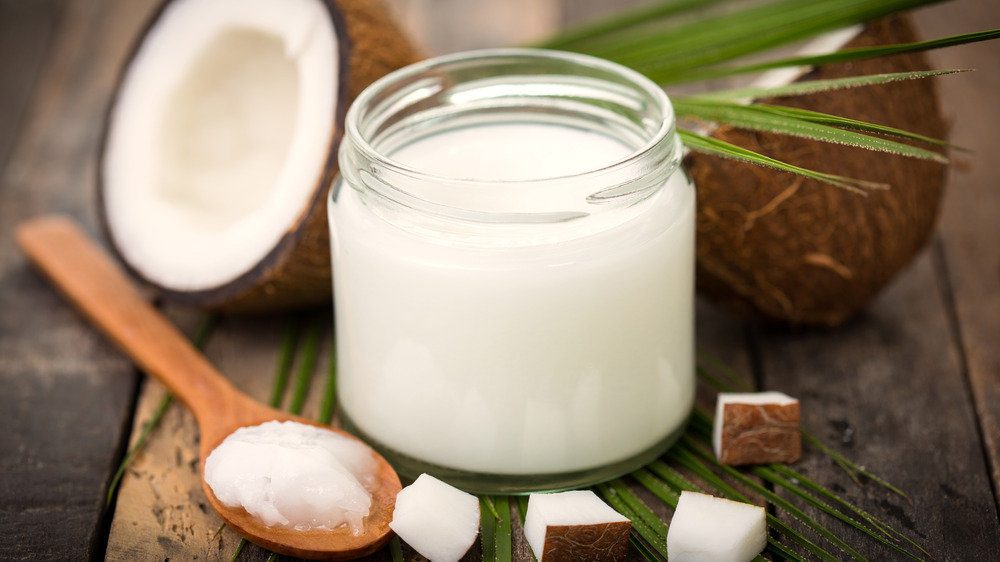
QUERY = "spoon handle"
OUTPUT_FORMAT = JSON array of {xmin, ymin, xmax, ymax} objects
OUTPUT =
[{"xmin": 15, "ymin": 215, "xmax": 244, "ymax": 428}]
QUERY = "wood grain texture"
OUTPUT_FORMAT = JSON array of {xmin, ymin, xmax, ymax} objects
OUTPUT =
[
  {"xmin": 2, "ymin": 0, "xmax": 998, "ymax": 560},
  {"xmin": 17, "ymin": 215, "xmax": 404, "ymax": 559},
  {"xmin": 911, "ymin": 0, "xmax": 1000, "ymax": 511},
  {"xmin": 0, "ymin": 0, "xmax": 147, "ymax": 560},
  {"xmin": 757, "ymin": 250, "xmax": 1000, "ymax": 559},
  {"xmin": 0, "ymin": 0, "xmax": 65, "ymax": 172}
]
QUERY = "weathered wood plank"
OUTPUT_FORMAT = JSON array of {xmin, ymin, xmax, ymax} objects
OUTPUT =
[
  {"xmin": 104, "ymin": 311, "xmax": 332, "ymax": 562},
  {"xmin": 7, "ymin": 0, "xmax": 991, "ymax": 560},
  {"xmin": 911, "ymin": 0, "xmax": 1000, "ymax": 510},
  {"xmin": 0, "ymin": 0, "xmax": 155, "ymax": 559},
  {"xmin": 0, "ymin": 0, "xmax": 65, "ymax": 171},
  {"xmin": 757, "ymin": 248, "xmax": 1000, "ymax": 559}
]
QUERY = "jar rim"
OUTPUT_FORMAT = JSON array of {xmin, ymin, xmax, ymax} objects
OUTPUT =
[
  {"xmin": 346, "ymin": 47, "xmax": 675, "ymax": 178},
  {"xmin": 338, "ymin": 48, "xmax": 681, "ymax": 224}
]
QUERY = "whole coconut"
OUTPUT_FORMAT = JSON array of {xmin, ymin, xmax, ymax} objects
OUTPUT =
[{"xmin": 686, "ymin": 15, "xmax": 948, "ymax": 326}]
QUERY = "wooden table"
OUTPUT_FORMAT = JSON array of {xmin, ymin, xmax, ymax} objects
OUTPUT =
[{"xmin": 2, "ymin": 0, "xmax": 998, "ymax": 560}]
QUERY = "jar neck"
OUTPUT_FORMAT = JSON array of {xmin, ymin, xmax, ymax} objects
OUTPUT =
[{"xmin": 336, "ymin": 48, "xmax": 682, "ymax": 241}]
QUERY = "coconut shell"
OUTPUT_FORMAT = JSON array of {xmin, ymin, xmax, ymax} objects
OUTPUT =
[
  {"xmin": 687, "ymin": 15, "xmax": 948, "ymax": 326},
  {"xmin": 716, "ymin": 398, "xmax": 801, "ymax": 466},
  {"xmin": 98, "ymin": 0, "xmax": 420, "ymax": 313},
  {"xmin": 539, "ymin": 521, "xmax": 632, "ymax": 562}
]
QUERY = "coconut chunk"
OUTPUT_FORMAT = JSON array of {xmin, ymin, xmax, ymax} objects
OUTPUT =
[
  {"xmin": 524, "ymin": 490, "xmax": 631, "ymax": 562},
  {"xmin": 388, "ymin": 473, "xmax": 479, "ymax": 562},
  {"xmin": 713, "ymin": 391, "xmax": 801, "ymax": 465},
  {"xmin": 666, "ymin": 491, "xmax": 766, "ymax": 562}
]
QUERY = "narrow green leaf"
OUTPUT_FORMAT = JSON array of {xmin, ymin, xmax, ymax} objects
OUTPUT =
[
  {"xmin": 595, "ymin": 481, "xmax": 669, "ymax": 558},
  {"xmin": 629, "ymin": 534, "xmax": 663, "ymax": 562},
  {"xmin": 678, "ymin": 129, "xmax": 887, "ymax": 192},
  {"xmin": 536, "ymin": 0, "xmax": 730, "ymax": 50},
  {"xmin": 645, "ymin": 460, "xmax": 703, "ymax": 494},
  {"xmin": 751, "ymin": 104, "xmax": 955, "ymax": 149},
  {"xmin": 515, "ymin": 495, "xmax": 530, "ymax": 525},
  {"xmin": 479, "ymin": 495, "xmax": 512, "ymax": 561},
  {"xmin": 675, "ymin": 99, "xmax": 948, "ymax": 162},
  {"xmin": 686, "ymin": 443, "xmax": 882, "ymax": 560},
  {"xmin": 753, "ymin": 464, "xmax": 929, "ymax": 560},
  {"xmin": 669, "ymin": 443, "xmax": 847, "ymax": 561},
  {"xmin": 106, "ymin": 393, "xmax": 173, "ymax": 508},
  {"xmin": 687, "ymin": 407, "xmax": 716, "ymax": 440},
  {"xmin": 695, "ymin": 365, "xmax": 737, "ymax": 395},
  {"xmin": 554, "ymin": 0, "xmax": 942, "ymax": 80},
  {"xmin": 480, "ymin": 497, "xmax": 499, "ymax": 561},
  {"xmin": 767, "ymin": 538, "xmax": 813, "ymax": 562},
  {"xmin": 766, "ymin": 463, "xmax": 925, "ymax": 555},
  {"xmin": 389, "ymin": 536, "xmax": 405, "ymax": 562},
  {"xmin": 687, "ymin": 69, "xmax": 967, "ymax": 104},
  {"xmin": 317, "ymin": 331, "xmax": 338, "ymax": 425},
  {"xmin": 688, "ymin": 386, "xmax": 914, "ymax": 507},
  {"xmin": 802, "ymin": 432, "xmax": 910, "ymax": 499},
  {"xmin": 632, "ymin": 468, "xmax": 681, "ymax": 508},
  {"xmin": 229, "ymin": 539, "xmax": 246, "ymax": 562},
  {"xmin": 648, "ymin": 442, "xmax": 809, "ymax": 562},
  {"xmin": 288, "ymin": 315, "xmax": 323, "ymax": 416},
  {"xmin": 696, "ymin": 351, "xmax": 755, "ymax": 393},
  {"xmin": 494, "ymin": 495, "xmax": 513, "ymax": 562},
  {"xmin": 669, "ymin": 29, "xmax": 1000, "ymax": 83},
  {"xmin": 105, "ymin": 314, "xmax": 218, "ymax": 508},
  {"xmin": 269, "ymin": 316, "xmax": 300, "ymax": 408}
]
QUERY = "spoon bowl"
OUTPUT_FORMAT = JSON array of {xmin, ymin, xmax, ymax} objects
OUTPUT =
[
  {"xmin": 196, "ymin": 393, "xmax": 401, "ymax": 560},
  {"xmin": 16, "ymin": 215, "xmax": 401, "ymax": 560}
]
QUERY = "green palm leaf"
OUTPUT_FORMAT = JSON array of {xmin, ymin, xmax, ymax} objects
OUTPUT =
[
  {"xmin": 689, "ymin": 69, "xmax": 963, "ymax": 105},
  {"xmin": 675, "ymin": 98, "xmax": 948, "ymax": 162},
  {"xmin": 535, "ymin": 0, "xmax": 1000, "ymax": 191},
  {"xmin": 672, "ymin": 29, "xmax": 1000, "ymax": 84},
  {"xmin": 678, "ymin": 129, "xmax": 888, "ymax": 193},
  {"xmin": 540, "ymin": 0, "xmax": 943, "ymax": 80}
]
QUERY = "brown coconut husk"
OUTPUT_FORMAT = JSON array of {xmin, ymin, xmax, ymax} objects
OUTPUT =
[
  {"xmin": 98, "ymin": 0, "xmax": 420, "ymax": 313},
  {"xmin": 686, "ymin": 15, "xmax": 948, "ymax": 327}
]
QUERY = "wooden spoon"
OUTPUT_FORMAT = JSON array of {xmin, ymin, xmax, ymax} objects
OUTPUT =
[{"xmin": 16, "ymin": 215, "xmax": 401, "ymax": 561}]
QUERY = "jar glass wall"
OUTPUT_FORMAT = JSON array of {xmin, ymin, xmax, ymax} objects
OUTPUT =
[{"xmin": 328, "ymin": 48, "xmax": 695, "ymax": 493}]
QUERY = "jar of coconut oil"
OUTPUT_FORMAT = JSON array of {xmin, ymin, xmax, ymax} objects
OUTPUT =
[{"xmin": 328, "ymin": 48, "xmax": 695, "ymax": 493}]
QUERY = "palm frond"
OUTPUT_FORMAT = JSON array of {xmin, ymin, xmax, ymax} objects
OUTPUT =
[
  {"xmin": 670, "ymin": 29, "xmax": 1000, "ymax": 83},
  {"xmin": 688, "ymin": 69, "xmax": 964, "ymax": 104},
  {"xmin": 539, "ymin": 0, "xmax": 945, "ymax": 82},
  {"xmin": 678, "ymin": 129, "xmax": 888, "ymax": 193},
  {"xmin": 675, "ymin": 98, "xmax": 948, "ymax": 162}
]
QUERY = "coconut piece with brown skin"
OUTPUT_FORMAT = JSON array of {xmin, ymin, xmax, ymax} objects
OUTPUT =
[
  {"xmin": 713, "ymin": 391, "xmax": 801, "ymax": 465},
  {"xmin": 524, "ymin": 490, "xmax": 632, "ymax": 562},
  {"xmin": 687, "ymin": 15, "xmax": 948, "ymax": 326},
  {"xmin": 98, "ymin": 0, "xmax": 420, "ymax": 313}
]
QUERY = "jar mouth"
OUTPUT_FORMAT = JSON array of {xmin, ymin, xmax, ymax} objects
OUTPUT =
[{"xmin": 339, "ymin": 48, "xmax": 680, "ymax": 223}]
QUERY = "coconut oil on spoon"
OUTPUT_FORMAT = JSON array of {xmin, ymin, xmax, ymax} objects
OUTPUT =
[{"xmin": 16, "ymin": 215, "xmax": 401, "ymax": 561}]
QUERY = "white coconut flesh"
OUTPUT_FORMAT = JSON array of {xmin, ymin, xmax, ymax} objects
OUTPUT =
[
  {"xmin": 388, "ymin": 473, "xmax": 480, "ymax": 562},
  {"xmin": 666, "ymin": 491, "xmax": 767, "ymax": 562},
  {"xmin": 101, "ymin": 0, "xmax": 337, "ymax": 291}
]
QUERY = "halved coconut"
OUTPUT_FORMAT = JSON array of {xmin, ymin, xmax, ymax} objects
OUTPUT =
[
  {"xmin": 98, "ymin": 0, "xmax": 418, "ymax": 312},
  {"xmin": 688, "ymin": 16, "xmax": 948, "ymax": 326}
]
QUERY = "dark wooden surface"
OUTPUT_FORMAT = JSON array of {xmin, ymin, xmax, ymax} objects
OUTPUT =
[{"xmin": 1, "ymin": 0, "xmax": 998, "ymax": 560}]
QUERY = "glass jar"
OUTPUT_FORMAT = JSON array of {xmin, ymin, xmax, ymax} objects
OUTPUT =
[{"xmin": 328, "ymin": 48, "xmax": 694, "ymax": 493}]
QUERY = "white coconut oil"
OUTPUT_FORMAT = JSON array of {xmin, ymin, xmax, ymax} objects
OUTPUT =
[
  {"xmin": 330, "ymin": 49, "xmax": 695, "ymax": 492},
  {"xmin": 204, "ymin": 420, "xmax": 376, "ymax": 533}
]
